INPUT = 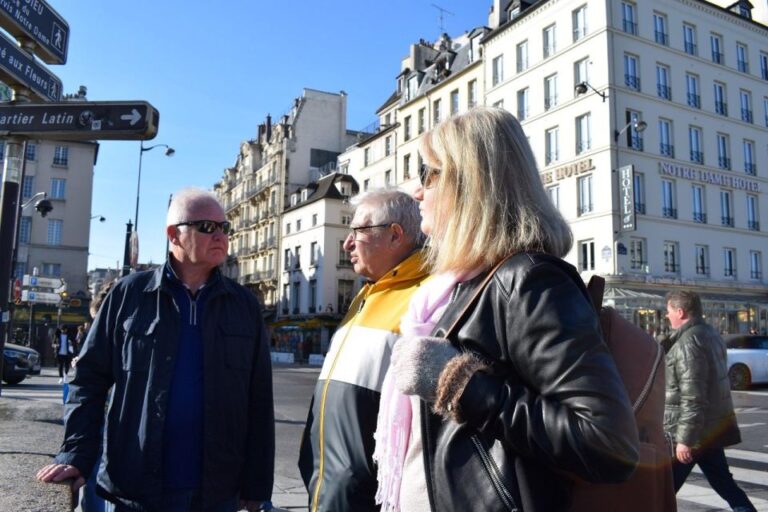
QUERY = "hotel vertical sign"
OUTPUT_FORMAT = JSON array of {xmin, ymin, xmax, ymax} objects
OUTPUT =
[{"xmin": 619, "ymin": 165, "xmax": 636, "ymax": 231}]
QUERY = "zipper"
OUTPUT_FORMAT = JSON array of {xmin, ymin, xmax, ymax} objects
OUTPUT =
[
  {"xmin": 421, "ymin": 401, "xmax": 437, "ymax": 512},
  {"xmin": 470, "ymin": 435, "xmax": 518, "ymax": 512},
  {"xmin": 310, "ymin": 286, "xmax": 371, "ymax": 512}
]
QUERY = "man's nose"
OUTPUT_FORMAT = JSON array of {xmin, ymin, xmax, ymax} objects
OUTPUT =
[{"xmin": 342, "ymin": 233, "xmax": 355, "ymax": 251}]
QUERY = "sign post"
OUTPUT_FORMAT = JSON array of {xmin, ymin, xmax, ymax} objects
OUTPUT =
[
  {"xmin": 0, "ymin": 0, "xmax": 69, "ymax": 64},
  {"xmin": 0, "ymin": 32, "xmax": 62, "ymax": 102}
]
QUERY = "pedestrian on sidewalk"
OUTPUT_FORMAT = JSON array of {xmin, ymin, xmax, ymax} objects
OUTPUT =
[
  {"xmin": 53, "ymin": 327, "xmax": 75, "ymax": 384},
  {"xmin": 37, "ymin": 187, "xmax": 275, "ymax": 512},
  {"xmin": 664, "ymin": 290, "xmax": 756, "ymax": 512}
]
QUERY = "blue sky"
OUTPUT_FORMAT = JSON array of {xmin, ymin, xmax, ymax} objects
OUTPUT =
[{"xmin": 47, "ymin": 1, "xmax": 489, "ymax": 270}]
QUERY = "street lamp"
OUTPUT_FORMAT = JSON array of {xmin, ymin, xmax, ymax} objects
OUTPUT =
[
  {"xmin": 90, "ymin": 214, "xmax": 106, "ymax": 222},
  {"xmin": 614, "ymin": 119, "xmax": 647, "ymax": 141},
  {"xmin": 123, "ymin": 142, "xmax": 174, "ymax": 276},
  {"xmin": 574, "ymin": 81, "xmax": 608, "ymax": 102}
]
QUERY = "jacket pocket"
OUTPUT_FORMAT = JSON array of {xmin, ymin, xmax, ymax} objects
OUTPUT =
[
  {"xmin": 220, "ymin": 327, "xmax": 254, "ymax": 370},
  {"xmin": 471, "ymin": 434, "xmax": 519, "ymax": 512},
  {"xmin": 121, "ymin": 316, "xmax": 154, "ymax": 372}
]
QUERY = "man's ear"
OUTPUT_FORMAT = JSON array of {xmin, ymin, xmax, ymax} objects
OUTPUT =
[
  {"xmin": 166, "ymin": 225, "xmax": 180, "ymax": 246},
  {"xmin": 390, "ymin": 222, "xmax": 405, "ymax": 247}
]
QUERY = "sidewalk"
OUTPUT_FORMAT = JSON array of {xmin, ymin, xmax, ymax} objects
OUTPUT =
[{"xmin": 0, "ymin": 368, "xmax": 310, "ymax": 511}]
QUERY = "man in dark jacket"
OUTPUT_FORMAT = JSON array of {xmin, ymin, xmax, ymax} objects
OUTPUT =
[
  {"xmin": 664, "ymin": 290, "xmax": 755, "ymax": 512},
  {"xmin": 37, "ymin": 188, "xmax": 275, "ymax": 512}
]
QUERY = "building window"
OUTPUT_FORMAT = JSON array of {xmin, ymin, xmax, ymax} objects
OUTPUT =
[
  {"xmin": 736, "ymin": 43, "xmax": 749, "ymax": 73},
  {"xmin": 53, "ymin": 145, "xmax": 69, "ymax": 166},
  {"xmin": 546, "ymin": 185, "xmax": 560, "ymax": 209},
  {"xmin": 750, "ymin": 251, "xmax": 762, "ymax": 280},
  {"xmin": 516, "ymin": 88, "xmax": 529, "ymax": 121},
  {"xmin": 363, "ymin": 148, "xmax": 370, "ymax": 166},
  {"xmin": 761, "ymin": 52, "xmax": 768, "ymax": 80},
  {"xmin": 384, "ymin": 136, "xmax": 392, "ymax": 156},
  {"xmin": 689, "ymin": 125, "xmax": 703, "ymax": 164},
  {"xmin": 545, "ymin": 126, "xmax": 559, "ymax": 165},
  {"xmin": 740, "ymin": 90, "xmax": 753, "ymax": 123},
  {"xmin": 493, "ymin": 99, "xmax": 504, "ymax": 110},
  {"xmin": 0, "ymin": 141, "xmax": 4, "ymax": 160},
  {"xmin": 662, "ymin": 179, "xmax": 677, "ymax": 218},
  {"xmin": 404, "ymin": 116, "xmax": 411, "ymax": 141},
  {"xmin": 293, "ymin": 246, "xmax": 301, "ymax": 269},
  {"xmin": 492, "ymin": 55, "xmax": 504, "ymax": 86},
  {"xmin": 21, "ymin": 175, "xmax": 34, "ymax": 199},
  {"xmin": 544, "ymin": 74, "xmax": 558, "ymax": 110},
  {"xmin": 337, "ymin": 279, "xmax": 354, "ymax": 313},
  {"xmin": 574, "ymin": 57, "xmax": 589, "ymax": 91},
  {"xmin": 710, "ymin": 33, "xmax": 724, "ymax": 64},
  {"xmin": 285, "ymin": 222, "xmax": 291, "ymax": 235},
  {"xmin": 468, "ymin": 80, "xmax": 477, "ymax": 108},
  {"xmin": 516, "ymin": 40, "xmax": 528, "ymax": 73},
  {"xmin": 626, "ymin": 110, "xmax": 644, "ymax": 150},
  {"xmin": 653, "ymin": 12, "xmax": 668, "ymax": 45},
  {"xmin": 622, "ymin": 2, "xmax": 637, "ymax": 35},
  {"xmin": 624, "ymin": 54, "xmax": 640, "ymax": 90},
  {"xmin": 695, "ymin": 245, "xmax": 710, "ymax": 275},
  {"xmin": 363, "ymin": 179, "xmax": 369, "ymax": 191},
  {"xmin": 686, "ymin": 73, "xmax": 700, "ymax": 108},
  {"xmin": 403, "ymin": 154, "xmax": 411, "ymax": 180},
  {"xmin": 683, "ymin": 23, "xmax": 697, "ymax": 56},
  {"xmin": 663, "ymin": 241, "xmax": 679, "ymax": 273},
  {"xmin": 418, "ymin": 108, "xmax": 426, "ymax": 134},
  {"xmin": 579, "ymin": 240, "xmax": 595, "ymax": 271},
  {"xmin": 384, "ymin": 170, "xmax": 392, "ymax": 186},
  {"xmin": 634, "ymin": 173, "xmax": 645, "ymax": 214},
  {"xmin": 577, "ymin": 174, "xmax": 593, "ymax": 215},
  {"xmin": 714, "ymin": 82, "xmax": 728, "ymax": 116},
  {"xmin": 747, "ymin": 194, "xmax": 759, "ymax": 231},
  {"xmin": 572, "ymin": 5, "xmax": 587, "ymax": 42},
  {"xmin": 743, "ymin": 139, "xmax": 756, "ymax": 175},
  {"xmin": 292, "ymin": 281, "xmax": 301, "ymax": 313},
  {"xmin": 658, "ymin": 118, "xmax": 674, "ymax": 157},
  {"xmin": 42, "ymin": 263, "xmax": 61, "ymax": 277},
  {"xmin": 656, "ymin": 64, "xmax": 671, "ymax": 100},
  {"xmin": 433, "ymin": 99, "xmax": 441, "ymax": 125},
  {"xmin": 692, "ymin": 185, "xmax": 706, "ymax": 223},
  {"xmin": 312, "ymin": 213, "xmax": 318, "ymax": 227},
  {"xmin": 25, "ymin": 143, "xmax": 36, "ymax": 161},
  {"xmin": 13, "ymin": 261, "xmax": 25, "ymax": 280},
  {"xmin": 723, "ymin": 248, "xmax": 736, "ymax": 277},
  {"xmin": 338, "ymin": 240, "xmax": 351, "ymax": 266},
  {"xmin": 720, "ymin": 190, "xmax": 734, "ymax": 227},
  {"xmin": 19, "ymin": 216, "xmax": 31, "ymax": 244},
  {"xmin": 450, "ymin": 89, "xmax": 459, "ymax": 115},
  {"xmin": 284, "ymin": 249, "xmax": 291, "ymax": 270},
  {"xmin": 47, "ymin": 219, "xmax": 62, "ymax": 245},
  {"xmin": 576, "ymin": 113, "xmax": 591, "ymax": 154},
  {"xmin": 543, "ymin": 24, "xmax": 556, "ymax": 58},
  {"xmin": 309, "ymin": 279, "xmax": 317, "ymax": 312},
  {"xmin": 630, "ymin": 238, "xmax": 647, "ymax": 270},
  {"xmin": 50, "ymin": 178, "xmax": 66, "ymax": 199},
  {"xmin": 716, "ymin": 133, "xmax": 730, "ymax": 170},
  {"xmin": 310, "ymin": 241, "xmax": 318, "ymax": 265}
]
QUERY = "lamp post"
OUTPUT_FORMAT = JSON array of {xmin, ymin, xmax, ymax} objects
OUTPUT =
[
  {"xmin": 90, "ymin": 214, "xmax": 106, "ymax": 222},
  {"xmin": 122, "ymin": 142, "xmax": 174, "ymax": 276}
]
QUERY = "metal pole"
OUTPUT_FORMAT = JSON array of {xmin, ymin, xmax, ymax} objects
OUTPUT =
[
  {"xmin": 122, "ymin": 220, "xmax": 133, "ymax": 277},
  {"xmin": 165, "ymin": 193, "xmax": 172, "ymax": 258},
  {"xmin": 5, "ymin": 141, "xmax": 27, "ymax": 345},
  {"xmin": 0, "ymin": 139, "xmax": 25, "ymax": 396},
  {"xmin": 134, "ymin": 142, "xmax": 144, "ymax": 232}
]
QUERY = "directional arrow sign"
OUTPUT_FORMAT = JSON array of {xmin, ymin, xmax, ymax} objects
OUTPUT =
[
  {"xmin": 0, "ymin": 101, "xmax": 160, "ymax": 140},
  {"xmin": 21, "ymin": 289, "xmax": 61, "ymax": 305},
  {"xmin": 0, "ymin": 0, "xmax": 69, "ymax": 64},
  {"xmin": 22, "ymin": 275, "xmax": 64, "ymax": 289},
  {"xmin": 0, "ymin": 31, "xmax": 61, "ymax": 101}
]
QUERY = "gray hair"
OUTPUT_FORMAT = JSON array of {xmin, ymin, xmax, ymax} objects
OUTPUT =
[
  {"xmin": 349, "ymin": 188, "xmax": 425, "ymax": 248},
  {"xmin": 166, "ymin": 187, "xmax": 223, "ymax": 226},
  {"xmin": 666, "ymin": 290, "xmax": 703, "ymax": 319}
]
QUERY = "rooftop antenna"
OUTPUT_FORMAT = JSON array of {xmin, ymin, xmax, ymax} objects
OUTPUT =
[{"xmin": 431, "ymin": 3, "xmax": 455, "ymax": 34}]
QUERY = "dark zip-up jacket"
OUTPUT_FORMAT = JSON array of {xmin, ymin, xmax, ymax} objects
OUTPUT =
[
  {"xmin": 421, "ymin": 253, "xmax": 640, "ymax": 512},
  {"xmin": 54, "ymin": 264, "xmax": 275, "ymax": 511}
]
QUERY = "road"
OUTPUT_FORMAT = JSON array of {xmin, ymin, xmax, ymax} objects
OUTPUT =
[{"xmin": 4, "ymin": 368, "xmax": 768, "ymax": 511}]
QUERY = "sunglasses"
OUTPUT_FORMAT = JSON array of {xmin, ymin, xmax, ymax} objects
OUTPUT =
[
  {"xmin": 418, "ymin": 163, "xmax": 441, "ymax": 189},
  {"xmin": 175, "ymin": 220, "xmax": 232, "ymax": 235}
]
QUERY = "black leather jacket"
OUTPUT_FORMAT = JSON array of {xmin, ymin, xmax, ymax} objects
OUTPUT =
[{"xmin": 421, "ymin": 253, "xmax": 640, "ymax": 512}]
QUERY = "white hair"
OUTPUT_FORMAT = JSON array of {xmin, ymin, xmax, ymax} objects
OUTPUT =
[{"xmin": 166, "ymin": 187, "xmax": 223, "ymax": 226}]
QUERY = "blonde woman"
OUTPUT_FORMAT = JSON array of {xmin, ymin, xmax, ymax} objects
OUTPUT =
[{"xmin": 374, "ymin": 108, "xmax": 640, "ymax": 512}]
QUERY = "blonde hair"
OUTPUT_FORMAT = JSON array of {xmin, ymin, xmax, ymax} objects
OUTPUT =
[{"xmin": 419, "ymin": 107, "xmax": 572, "ymax": 273}]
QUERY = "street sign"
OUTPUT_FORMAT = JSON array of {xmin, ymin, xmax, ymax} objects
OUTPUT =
[
  {"xmin": 22, "ymin": 275, "xmax": 63, "ymax": 288},
  {"xmin": 12, "ymin": 278, "xmax": 21, "ymax": 301},
  {"xmin": 0, "ymin": 101, "xmax": 160, "ymax": 140},
  {"xmin": 21, "ymin": 289, "xmax": 61, "ymax": 305},
  {"xmin": 0, "ymin": 0, "xmax": 69, "ymax": 64},
  {"xmin": 0, "ymin": 31, "xmax": 61, "ymax": 101}
]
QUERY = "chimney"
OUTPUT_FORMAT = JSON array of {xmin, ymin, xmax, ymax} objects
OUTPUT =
[{"xmin": 266, "ymin": 114, "xmax": 272, "ymax": 142}]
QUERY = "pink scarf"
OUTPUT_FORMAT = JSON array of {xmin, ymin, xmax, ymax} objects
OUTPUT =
[{"xmin": 373, "ymin": 272, "xmax": 462, "ymax": 512}]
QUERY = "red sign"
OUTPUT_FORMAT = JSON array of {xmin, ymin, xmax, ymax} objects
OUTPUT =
[{"xmin": 13, "ymin": 278, "xmax": 21, "ymax": 301}]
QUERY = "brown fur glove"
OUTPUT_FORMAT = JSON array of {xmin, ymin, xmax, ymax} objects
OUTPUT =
[
  {"xmin": 434, "ymin": 352, "xmax": 488, "ymax": 422},
  {"xmin": 391, "ymin": 336, "xmax": 459, "ymax": 402}
]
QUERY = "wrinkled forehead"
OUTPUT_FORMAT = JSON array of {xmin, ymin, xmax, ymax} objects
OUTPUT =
[{"xmin": 352, "ymin": 205, "xmax": 378, "ymax": 225}]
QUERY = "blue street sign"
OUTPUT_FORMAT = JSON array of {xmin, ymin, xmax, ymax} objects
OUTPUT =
[
  {"xmin": 0, "ymin": 31, "xmax": 61, "ymax": 101},
  {"xmin": 0, "ymin": 0, "xmax": 69, "ymax": 64}
]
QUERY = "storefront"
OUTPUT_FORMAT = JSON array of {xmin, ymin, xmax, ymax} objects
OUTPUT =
[{"xmin": 269, "ymin": 316, "xmax": 340, "ymax": 363}]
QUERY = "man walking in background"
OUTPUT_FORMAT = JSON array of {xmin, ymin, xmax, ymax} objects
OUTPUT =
[{"xmin": 663, "ymin": 290, "xmax": 755, "ymax": 512}]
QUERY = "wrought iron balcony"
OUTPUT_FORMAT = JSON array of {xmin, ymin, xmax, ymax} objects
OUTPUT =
[
  {"xmin": 687, "ymin": 93, "xmax": 701, "ymax": 109},
  {"xmin": 715, "ymin": 101, "xmax": 728, "ymax": 116},
  {"xmin": 693, "ymin": 212, "xmax": 707, "ymax": 223},
  {"xmin": 721, "ymin": 216, "xmax": 734, "ymax": 227},
  {"xmin": 690, "ymin": 150, "xmax": 704, "ymax": 164},
  {"xmin": 625, "ymin": 74, "xmax": 641, "ymax": 90},
  {"xmin": 660, "ymin": 143, "xmax": 674, "ymax": 157},
  {"xmin": 657, "ymin": 84, "xmax": 671, "ymax": 100},
  {"xmin": 662, "ymin": 207, "xmax": 677, "ymax": 219}
]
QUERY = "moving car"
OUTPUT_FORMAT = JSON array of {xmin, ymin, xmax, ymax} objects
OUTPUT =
[
  {"xmin": 1, "ymin": 342, "xmax": 41, "ymax": 385},
  {"xmin": 726, "ymin": 334, "xmax": 768, "ymax": 390}
]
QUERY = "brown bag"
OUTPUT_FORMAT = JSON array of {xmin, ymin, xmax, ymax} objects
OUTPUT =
[{"xmin": 569, "ymin": 276, "xmax": 677, "ymax": 512}]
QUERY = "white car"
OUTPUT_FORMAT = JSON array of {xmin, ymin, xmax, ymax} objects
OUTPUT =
[{"xmin": 726, "ymin": 334, "xmax": 768, "ymax": 390}]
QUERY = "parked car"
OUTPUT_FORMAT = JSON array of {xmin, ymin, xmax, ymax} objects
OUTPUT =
[
  {"xmin": 2, "ymin": 342, "xmax": 41, "ymax": 385},
  {"xmin": 726, "ymin": 334, "xmax": 768, "ymax": 390}
]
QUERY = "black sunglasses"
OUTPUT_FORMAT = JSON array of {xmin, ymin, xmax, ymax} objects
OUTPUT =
[
  {"xmin": 175, "ymin": 220, "xmax": 232, "ymax": 235},
  {"xmin": 418, "ymin": 163, "xmax": 441, "ymax": 188}
]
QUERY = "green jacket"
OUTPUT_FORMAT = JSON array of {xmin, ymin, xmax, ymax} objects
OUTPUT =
[{"xmin": 663, "ymin": 318, "xmax": 740, "ymax": 449}]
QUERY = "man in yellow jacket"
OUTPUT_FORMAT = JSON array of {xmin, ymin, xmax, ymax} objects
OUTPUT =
[{"xmin": 299, "ymin": 189, "xmax": 428, "ymax": 512}]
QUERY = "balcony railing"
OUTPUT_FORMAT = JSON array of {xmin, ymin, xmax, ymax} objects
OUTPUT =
[
  {"xmin": 715, "ymin": 101, "xmax": 728, "ymax": 116},
  {"xmin": 751, "ymin": 271, "xmax": 763, "ymax": 280},
  {"xmin": 718, "ymin": 156, "xmax": 731, "ymax": 170},
  {"xmin": 625, "ymin": 74, "xmax": 641, "ymax": 90},
  {"xmin": 738, "ymin": 60, "xmax": 749, "ymax": 73},
  {"xmin": 629, "ymin": 136, "xmax": 644, "ymax": 151},
  {"xmin": 724, "ymin": 267, "xmax": 735, "ymax": 277},
  {"xmin": 623, "ymin": 20, "xmax": 637, "ymax": 35},
  {"xmin": 687, "ymin": 93, "xmax": 701, "ymax": 109},
  {"xmin": 52, "ymin": 157, "xmax": 68, "ymax": 166},
  {"xmin": 745, "ymin": 163, "xmax": 757, "ymax": 176},
  {"xmin": 576, "ymin": 140, "xmax": 591, "ymax": 153},
  {"xmin": 762, "ymin": 67, "xmax": 768, "ymax": 80},
  {"xmin": 684, "ymin": 42, "xmax": 697, "ymax": 56},
  {"xmin": 664, "ymin": 263, "xmax": 678, "ymax": 273},
  {"xmin": 654, "ymin": 31, "xmax": 669, "ymax": 46},
  {"xmin": 693, "ymin": 212, "xmax": 707, "ymax": 223},
  {"xmin": 696, "ymin": 266, "xmax": 710, "ymax": 275},
  {"xmin": 657, "ymin": 84, "xmax": 671, "ymax": 100},
  {"xmin": 748, "ymin": 221, "xmax": 760, "ymax": 231},
  {"xmin": 635, "ymin": 202, "xmax": 646, "ymax": 214},
  {"xmin": 690, "ymin": 150, "xmax": 704, "ymax": 164},
  {"xmin": 578, "ymin": 204, "xmax": 593, "ymax": 215},
  {"xmin": 721, "ymin": 216, "xmax": 734, "ymax": 227},
  {"xmin": 544, "ymin": 95, "xmax": 558, "ymax": 110},
  {"xmin": 660, "ymin": 143, "xmax": 674, "ymax": 157},
  {"xmin": 662, "ymin": 207, "xmax": 677, "ymax": 218},
  {"xmin": 712, "ymin": 51, "xmax": 724, "ymax": 64},
  {"xmin": 741, "ymin": 109, "xmax": 753, "ymax": 123}
]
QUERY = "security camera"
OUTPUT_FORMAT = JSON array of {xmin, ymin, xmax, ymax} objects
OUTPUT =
[{"xmin": 35, "ymin": 199, "xmax": 53, "ymax": 217}]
